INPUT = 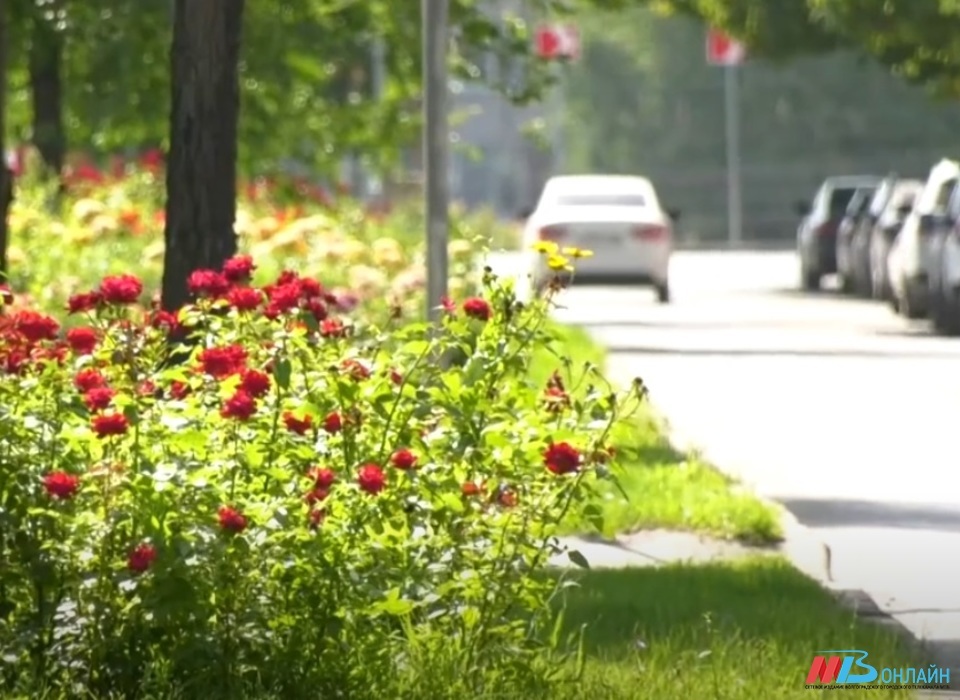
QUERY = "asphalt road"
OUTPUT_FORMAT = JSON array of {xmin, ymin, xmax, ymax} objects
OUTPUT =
[{"xmin": 550, "ymin": 251, "xmax": 960, "ymax": 671}]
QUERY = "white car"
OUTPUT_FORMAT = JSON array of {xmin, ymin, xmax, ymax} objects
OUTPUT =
[
  {"xmin": 888, "ymin": 158, "xmax": 960, "ymax": 318},
  {"xmin": 521, "ymin": 174, "xmax": 676, "ymax": 301}
]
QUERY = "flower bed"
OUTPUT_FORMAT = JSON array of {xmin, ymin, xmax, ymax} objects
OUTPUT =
[
  {"xmin": 7, "ymin": 154, "xmax": 521, "ymax": 321},
  {"xmin": 0, "ymin": 251, "xmax": 642, "ymax": 698}
]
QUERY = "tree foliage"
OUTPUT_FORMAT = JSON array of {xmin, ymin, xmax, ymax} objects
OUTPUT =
[
  {"xmin": 621, "ymin": 0, "xmax": 960, "ymax": 96},
  {"xmin": 3, "ymin": 0, "xmax": 566, "ymax": 176}
]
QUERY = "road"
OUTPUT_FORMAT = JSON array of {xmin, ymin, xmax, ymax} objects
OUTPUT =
[{"xmin": 550, "ymin": 251, "xmax": 960, "ymax": 673}]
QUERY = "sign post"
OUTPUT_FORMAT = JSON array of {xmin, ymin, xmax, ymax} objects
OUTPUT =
[
  {"xmin": 706, "ymin": 28, "xmax": 745, "ymax": 246},
  {"xmin": 535, "ymin": 24, "xmax": 581, "ymax": 175},
  {"xmin": 423, "ymin": 0, "xmax": 450, "ymax": 323}
]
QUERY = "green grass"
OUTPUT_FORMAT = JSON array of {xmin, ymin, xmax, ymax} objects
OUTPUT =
[
  {"xmin": 541, "ymin": 322, "xmax": 782, "ymax": 544},
  {"xmin": 548, "ymin": 557, "xmax": 918, "ymax": 700}
]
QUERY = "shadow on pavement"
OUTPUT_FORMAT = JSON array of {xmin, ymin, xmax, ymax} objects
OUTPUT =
[
  {"xmin": 604, "ymin": 345, "xmax": 955, "ymax": 359},
  {"xmin": 779, "ymin": 498, "xmax": 960, "ymax": 533}
]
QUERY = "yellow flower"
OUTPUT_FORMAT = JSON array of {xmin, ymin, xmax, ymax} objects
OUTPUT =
[
  {"xmin": 562, "ymin": 246, "xmax": 594, "ymax": 259},
  {"xmin": 547, "ymin": 254, "xmax": 573, "ymax": 272},
  {"xmin": 532, "ymin": 240, "xmax": 559, "ymax": 255}
]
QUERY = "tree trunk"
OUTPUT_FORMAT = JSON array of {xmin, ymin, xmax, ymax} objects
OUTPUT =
[
  {"xmin": 0, "ymin": 0, "xmax": 11, "ymax": 280},
  {"xmin": 28, "ymin": 14, "xmax": 65, "ymax": 175},
  {"xmin": 161, "ymin": 0, "xmax": 245, "ymax": 312}
]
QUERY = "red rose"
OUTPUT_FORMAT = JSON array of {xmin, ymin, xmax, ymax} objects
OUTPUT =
[
  {"xmin": 239, "ymin": 369, "xmax": 271, "ymax": 398},
  {"xmin": 299, "ymin": 277, "xmax": 323, "ymax": 298},
  {"xmin": 341, "ymin": 359, "xmax": 370, "ymax": 381},
  {"xmin": 14, "ymin": 311, "xmax": 60, "ymax": 342},
  {"xmin": 227, "ymin": 286, "xmax": 263, "ymax": 311},
  {"xmin": 83, "ymin": 386, "xmax": 116, "ymax": 411},
  {"xmin": 42, "ymin": 471, "xmax": 80, "ymax": 499},
  {"xmin": 308, "ymin": 508, "xmax": 326, "ymax": 528},
  {"xmin": 283, "ymin": 411, "xmax": 313, "ymax": 435},
  {"xmin": 305, "ymin": 487, "xmax": 329, "ymax": 505},
  {"xmin": 461, "ymin": 481, "xmax": 483, "ymax": 497},
  {"xmin": 309, "ymin": 466, "xmax": 336, "ymax": 489},
  {"xmin": 357, "ymin": 464, "xmax": 386, "ymax": 494},
  {"xmin": 67, "ymin": 291, "xmax": 103, "ymax": 314},
  {"xmin": 462, "ymin": 297, "xmax": 492, "ymax": 321},
  {"xmin": 187, "ymin": 269, "xmax": 231, "ymax": 298},
  {"xmin": 74, "ymin": 368, "xmax": 107, "ymax": 393},
  {"xmin": 217, "ymin": 505, "xmax": 248, "ymax": 533},
  {"xmin": 543, "ymin": 441, "xmax": 581, "ymax": 475},
  {"xmin": 305, "ymin": 298, "xmax": 328, "ymax": 322},
  {"xmin": 389, "ymin": 369, "xmax": 403, "ymax": 385},
  {"xmin": 198, "ymin": 344, "xmax": 248, "ymax": 379},
  {"xmin": 221, "ymin": 390, "xmax": 256, "ymax": 420},
  {"xmin": 267, "ymin": 282, "xmax": 302, "ymax": 313},
  {"xmin": 498, "ymin": 489, "xmax": 518, "ymax": 508},
  {"xmin": 440, "ymin": 296, "xmax": 456, "ymax": 313},
  {"xmin": 222, "ymin": 254, "xmax": 256, "ymax": 283},
  {"xmin": 66, "ymin": 327, "xmax": 99, "ymax": 355},
  {"xmin": 169, "ymin": 381, "xmax": 191, "ymax": 400},
  {"xmin": 543, "ymin": 386, "xmax": 570, "ymax": 413},
  {"xmin": 149, "ymin": 310, "xmax": 179, "ymax": 334},
  {"xmin": 127, "ymin": 542, "xmax": 157, "ymax": 574},
  {"xmin": 390, "ymin": 448, "xmax": 418, "ymax": 470},
  {"xmin": 319, "ymin": 318, "xmax": 346, "ymax": 338},
  {"xmin": 322, "ymin": 412, "xmax": 342, "ymax": 434},
  {"xmin": 92, "ymin": 413, "xmax": 130, "ymax": 438},
  {"xmin": 99, "ymin": 274, "xmax": 143, "ymax": 305}
]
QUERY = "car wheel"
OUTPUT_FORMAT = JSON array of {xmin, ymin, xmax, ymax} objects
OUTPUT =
[
  {"xmin": 933, "ymin": 254, "xmax": 960, "ymax": 336},
  {"xmin": 801, "ymin": 263, "xmax": 821, "ymax": 291},
  {"xmin": 899, "ymin": 284, "xmax": 926, "ymax": 320},
  {"xmin": 654, "ymin": 281, "xmax": 670, "ymax": 304}
]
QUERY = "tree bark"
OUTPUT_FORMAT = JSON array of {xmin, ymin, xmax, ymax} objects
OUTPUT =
[
  {"xmin": 28, "ymin": 13, "xmax": 65, "ymax": 175},
  {"xmin": 161, "ymin": 0, "xmax": 245, "ymax": 312},
  {"xmin": 0, "ymin": 0, "xmax": 11, "ymax": 280}
]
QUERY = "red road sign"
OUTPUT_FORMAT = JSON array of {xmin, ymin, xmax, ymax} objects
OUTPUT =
[
  {"xmin": 706, "ymin": 28, "xmax": 745, "ymax": 66},
  {"xmin": 535, "ymin": 24, "xmax": 581, "ymax": 61}
]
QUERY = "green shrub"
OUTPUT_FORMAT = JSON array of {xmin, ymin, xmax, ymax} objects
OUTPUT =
[{"xmin": 0, "ymin": 255, "xmax": 640, "ymax": 699}]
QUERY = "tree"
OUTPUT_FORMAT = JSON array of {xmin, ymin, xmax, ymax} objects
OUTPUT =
[
  {"xmin": 620, "ymin": 0, "xmax": 960, "ymax": 96},
  {"xmin": 0, "ymin": 0, "xmax": 9, "ymax": 278},
  {"xmin": 160, "ymin": 0, "xmax": 245, "ymax": 311}
]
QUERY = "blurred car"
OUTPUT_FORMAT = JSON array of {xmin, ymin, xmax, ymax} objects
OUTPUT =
[
  {"xmin": 521, "ymin": 174, "xmax": 677, "ymax": 301},
  {"xmin": 888, "ymin": 158, "xmax": 960, "ymax": 318},
  {"xmin": 869, "ymin": 179, "xmax": 922, "ymax": 302},
  {"xmin": 926, "ymin": 179, "xmax": 960, "ymax": 334},
  {"xmin": 796, "ymin": 175, "xmax": 881, "ymax": 291},
  {"xmin": 835, "ymin": 181, "xmax": 882, "ymax": 294}
]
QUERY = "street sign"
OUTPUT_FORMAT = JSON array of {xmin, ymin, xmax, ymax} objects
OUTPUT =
[
  {"xmin": 706, "ymin": 28, "xmax": 745, "ymax": 66},
  {"xmin": 535, "ymin": 24, "xmax": 581, "ymax": 61}
]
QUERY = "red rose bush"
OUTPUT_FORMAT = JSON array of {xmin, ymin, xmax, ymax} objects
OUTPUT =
[{"xmin": 0, "ymin": 256, "xmax": 642, "ymax": 698}]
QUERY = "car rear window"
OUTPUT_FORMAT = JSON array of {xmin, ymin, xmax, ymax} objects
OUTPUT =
[
  {"xmin": 555, "ymin": 194, "xmax": 647, "ymax": 207},
  {"xmin": 829, "ymin": 188, "xmax": 859, "ymax": 216}
]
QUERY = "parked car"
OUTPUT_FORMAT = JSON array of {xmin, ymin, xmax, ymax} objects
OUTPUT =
[
  {"xmin": 888, "ymin": 159, "xmax": 960, "ymax": 318},
  {"xmin": 796, "ymin": 175, "xmax": 881, "ymax": 291},
  {"xmin": 835, "ymin": 183, "xmax": 881, "ymax": 293},
  {"xmin": 869, "ymin": 179, "xmax": 923, "ymax": 302},
  {"xmin": 925, "ymin": 180, "xmax": 960, "ymax": 334},
  {"xmin": 521, "ymin": 174, "xmax": 678, "ymax": 301}
]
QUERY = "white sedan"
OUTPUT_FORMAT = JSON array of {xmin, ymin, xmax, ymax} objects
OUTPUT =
[{"xmin": 521, "ymin": 174, "xmax": 676, "ymax": 302}]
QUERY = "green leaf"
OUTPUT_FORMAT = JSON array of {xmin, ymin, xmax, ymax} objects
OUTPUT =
[
  {"xmin": 567, "ymin": 549, "xmax": 591, "ymax": 570},
  {"xmin": 273, "ymin": 358, "xmax": 292, "ymax": 390},
  {"xmin": 581, "ymin": 504, "xmax": 605, "ymax": 535}
]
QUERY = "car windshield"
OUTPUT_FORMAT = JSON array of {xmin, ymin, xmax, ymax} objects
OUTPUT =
[
  {"xmin": 846, "ymin": 188, "xmax": 876, "ymax": 215},
  {"xmin": 555, "ymin": 194, "xmax": 647, "ymax": 207},
  {"xmin": 828, "ymin": 187, "xmax": 859, "ymax": 216}
]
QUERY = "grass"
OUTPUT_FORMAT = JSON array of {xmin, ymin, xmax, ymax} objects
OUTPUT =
[
  {"xmin": 546, "ymin": 556, "xmax": 918, "ymax": 699},
  {"xmin": 541, "ymin": 322, "xmax": 782, "ymax": 544}
]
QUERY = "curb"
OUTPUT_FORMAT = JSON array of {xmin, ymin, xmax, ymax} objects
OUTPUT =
[{"xmin": 661, "ymin": 420, "xmax": 834, "ymax": 586}]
